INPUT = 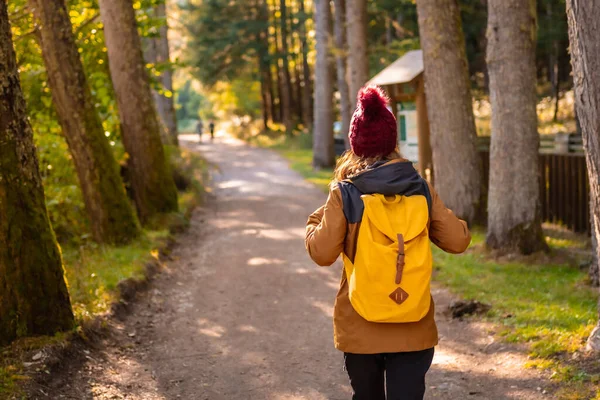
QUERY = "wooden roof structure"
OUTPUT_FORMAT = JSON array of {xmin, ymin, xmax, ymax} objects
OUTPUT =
[
  {"xmin": 367, "ymin": 50, "xmax": 432, "ymax": 179},
  {"xmin": 368, "ymin": 50, "xmax": 424, "ymax": 87}
]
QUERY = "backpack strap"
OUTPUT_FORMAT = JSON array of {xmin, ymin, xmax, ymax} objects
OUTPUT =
[{"xmin": 395, "ymin": 233, "xmax": 405, "ymax": 285}]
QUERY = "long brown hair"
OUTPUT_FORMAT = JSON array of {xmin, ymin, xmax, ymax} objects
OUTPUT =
[{"xmin": 331, "ymin": 149, "xmax": 401, "ymax": 189}]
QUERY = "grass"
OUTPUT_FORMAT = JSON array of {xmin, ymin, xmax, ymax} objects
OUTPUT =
[
  {"xmin": 433, "ymin": 229, "xmax": 599, "ymax": 399},
  {"xmin": 62, "ymin": 230, "xmax": 170, "ymax": 321}
]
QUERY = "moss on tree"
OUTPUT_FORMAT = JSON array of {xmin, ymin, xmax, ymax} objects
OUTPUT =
[{"xmin": 0, "ymin": 2, "xmax": 74, "ymax": 345}]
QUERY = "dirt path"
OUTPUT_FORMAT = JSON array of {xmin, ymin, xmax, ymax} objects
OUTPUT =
[{"xmin": 34, "ymin": 133, "xmax": 551, "ymax": 400}]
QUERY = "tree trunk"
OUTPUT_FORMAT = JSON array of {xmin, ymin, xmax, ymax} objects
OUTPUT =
[
  {"xmin": 566, "ymin": 0, "xmax": 600, "ymax": 351},
  {"xmin": 590, "ymin": 201, "xmax": 599, "ymax": 287},
  {"xmin": 98, "ymin": 0, "xmax": 178, "ymax": 224},
  {"xmin": 294, "ymin": 61, "xmax": 304, "ymax": 123},
  {"xmin": 299, "ymin": 0, "xmax": 313, "ymax": 129},
  {"xmin": 288, "ymin": 8, "xmax": 300, "ymax": 122},
  {"xmin": 265, "ymin": 62, "xmax": 276, "ymax": 126},
  {"xmin": 279, "ymin": 0, "xmax": 293, "ymax": 134},
  {"xmin": 415, "ymin": 0, "xmax": 482, "ymax": 223},
  {"xmin": 312, "ymin": 0, "xmax": 335, "ymax": 168},
  {"xmin": 345, "ymin": 0, "xmax": 369, "ymax": 109},
  {"xmin": 0, "ymin": 2, "xmax": 74, "ymax": 345},
  {"xmin": 552, "ymin": 41, "xmax": 560, "ymax": 122},
  {"xmin": 258, "ymin": 0, "xmax": 272, "ymax": 130},
  {"xmin": 30, "ymin": 0, "xmax": 140, "ymax": 245},
  {"xmin": 333, "ymin": 0, "xmax": 351, "ymax": 150},
  {"xmin": 486, "ymin": 0, "xmax": 547, "ymax": 254},
  {"xmin": 272, "ymin": 9, "xmax": 283, "ymax": 124},
  {"xmin": 150, "ymin": 2, "xmax": 179, "ymax": 147},
  {"xmin": 143, "ymin": 37, "xmax": 171, "ymax": 145}
]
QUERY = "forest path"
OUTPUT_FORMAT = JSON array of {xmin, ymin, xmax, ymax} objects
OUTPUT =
[{"xmin": 38, "ymin": 133, "xmax": 550, "ymax": 400}]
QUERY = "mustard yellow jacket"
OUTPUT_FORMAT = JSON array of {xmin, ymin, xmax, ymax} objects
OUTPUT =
[{"xmin": 305, "ymin": 159, "xmax": 471, "ymax": 354}]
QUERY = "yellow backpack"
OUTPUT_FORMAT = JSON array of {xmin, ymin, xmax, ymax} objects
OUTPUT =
[{"xmin": 342, "ymin": 193, "xmax": 432, "ymax": 323}]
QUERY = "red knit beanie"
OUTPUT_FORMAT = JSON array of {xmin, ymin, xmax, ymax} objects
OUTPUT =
[{"xmin": 349, "ymin": 85, "xmax": 397, "ymax": 158}]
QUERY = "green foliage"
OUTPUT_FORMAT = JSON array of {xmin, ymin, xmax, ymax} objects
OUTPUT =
[
  {"xmin": 209, "ymin": 79, "xmax": 262, "ymax": 120},
  {"xmin": 180, "ymin": 0, "xmax": 266, "ymax": 86},
  {"xmin": 8, "ymin": 1, "xmax": 120, "ymax": 242},
  {"xmin": 8, "ymin": 0, "xmax": 176, "ymax": 243},
  {"xmin": 62, "ymin": 230, "xmax": 170, "ymax": 320},
  {"xmin": 176, "ymin": 80, "xmax": 207, "ymax": 121}
]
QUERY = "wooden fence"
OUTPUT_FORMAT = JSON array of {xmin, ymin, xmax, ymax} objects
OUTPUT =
[
  {"xmin": 480, "ymin": 150, "xmax": 590, "ymax": 234},
  {"xmin": 477, "ymin": 134, "xmax": 584, "ymax": 154}
]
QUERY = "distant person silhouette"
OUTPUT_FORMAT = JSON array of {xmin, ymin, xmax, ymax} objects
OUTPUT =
[
  {"xmin": 209, "ymin": 120, "xmax": 215, "ymax": 141},
  {"xmin": 196, "ymin": 118, "xmax": 204, "ymax": 142}
]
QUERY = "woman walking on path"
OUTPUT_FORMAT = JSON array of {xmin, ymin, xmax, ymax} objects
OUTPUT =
[{"xmin": 305, "ymin": 86, "xmax": 471, "ymax": 400}]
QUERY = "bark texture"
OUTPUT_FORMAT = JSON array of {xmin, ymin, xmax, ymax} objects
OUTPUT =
[
  {"xmin": 0, "ymin": 2, "xmax": 74, "ymax": 345},
  {"xmin": 30, "ymin": 0, "xmax": 140, "ymax": 244},
  {"xmin": 98, "ymin": 0, "xmax": 178, "ymax": 224},
  {"xmin": 485, "ymin": 0, "xmax": 547, "ymax": 254},
  {"xmin": 345, "ymin": 0, "xmax": 369, "ymax": 109},
  {"xmin": 565, "ymin": 0, "xmax": 600, "ymax": 351},
  {"xmin": 333, "ymin": 0, "xmax": 351, "ymax": 150},
  {"xmin": 312, "ymin": 0, "xmax": 335, "ymax": 168},
  {"xmin": 415, "ymin": 0, "xmax": 482, "ymax": 223},
  {"xmin": 279, "ymin": 0, "xmax": 293, "ymax": 134},
  {"xmin": 144, "ymin": 3, "xmax": 178, "ymax": 146},
  {"xmin": 299, "ymin": 0, "xmax": 313, "ymax": 129}
]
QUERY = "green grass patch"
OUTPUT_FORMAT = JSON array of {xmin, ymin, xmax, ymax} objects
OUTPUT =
[
  {"xmin": 62, "ymin": 229, "xmax": 170, "ymax": 321},
  {"xmin": 433, "ymin": 229, "xmax": 598, "ymax": 397}
]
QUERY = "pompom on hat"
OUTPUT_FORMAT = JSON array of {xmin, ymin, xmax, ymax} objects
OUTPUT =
[{"xmin": 348, "ymin": 85, "xmax": 398, "ymax": 158}]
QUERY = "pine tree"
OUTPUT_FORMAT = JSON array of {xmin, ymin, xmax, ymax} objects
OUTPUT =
[
  {"xmin": 30, "ymin": 0, "xmax": 140, "ymax": 244},
  {"xmin": 415, "ymin": 0, "xmax": 482, "ymax": 223},
  {"xmin": 312, "ymin": 0, "xmax": 335, "ymax": 168},
  {"xmin": 0, "ymin": 1, "xmax": 73, "ymax": 345},
  {"xmin": 486, "ymin": 0, "xmax": 547, "ymax": 254},
  {"xmin": 98, "ymin": 0, "xmax": 179, "ymax": 224},
  {"xmin": 565, "ymin": 0, "xmax": 600, "ymax": 351}
]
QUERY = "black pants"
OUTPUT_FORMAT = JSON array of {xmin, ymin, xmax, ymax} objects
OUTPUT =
[{"xmin": 344, "ymin": 348, "xmax": 434, "ymax": 400}]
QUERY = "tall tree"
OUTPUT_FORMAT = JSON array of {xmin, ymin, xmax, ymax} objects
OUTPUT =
[
  {"xmin": 0, "ymin": 1, "xmax": 73, "ymax": 345},
  {"xmin": 486, "ymin": 0, "xmax": 547, "ymax": 254},
  {"xmin": 312, "ymin": 0, "xmax": 335, "ymax": 168},
  {"xmin": 298, "ymin": 0, "xmax": 313, "ymax": 129},
  {"xmin": 279, "ymin": 0, "xmax": 293, "ymax": 133},
  {"xmin": 145, "ymin": 1, "xmax": 179, "ymax": 147},
  {"xmin": 98, "ymin": 0, "xmax": 178, "ymax": 224},
  {"xmin": 258, "ymin": 0, "xmax": 274, "ymax": 130},
  {"xmin": 272, "ymin": 3, "xmax": 283, "ymax": 123},
  {"xmin": 333, "ymin": 0, "xmax": 351, "ymax": 149},
  {"xmin": 566, "ymin": 0, "xmax": 600, "ymax": 351},
  {"xmin": 345, "ymin": 0, "xmax": 369, "ymax": 109},
  {"xmin": 415, "ymin": 0, "xmax": 482, "ymax": 223},
  {"xmin": 29, "ymin": 0, "xmax": 140, "ymax": 244}
]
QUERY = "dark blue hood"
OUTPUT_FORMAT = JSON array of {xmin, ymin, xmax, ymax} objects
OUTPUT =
[{"xmin": 338, "ymin": 160, "xmax": 431, "ymax": 224}]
